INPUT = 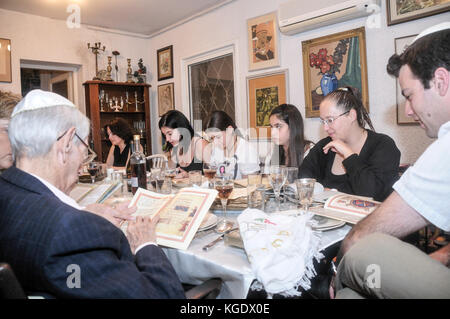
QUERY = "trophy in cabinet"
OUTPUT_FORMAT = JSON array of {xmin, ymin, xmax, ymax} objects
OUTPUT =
[
  {"xmin": 87, "ymin": 42, "xmax": 105, "ymax": 81},
  {"xmin": 105, "ymin": 56, "xmax": 113, "ymax": 81},
  {"xmin": 126, "ymin": 59, "xmax": 134, "ymax": 83}
]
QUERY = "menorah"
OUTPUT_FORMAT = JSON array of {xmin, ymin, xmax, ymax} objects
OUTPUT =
[{"xmin": 87, "ymin": 42, "xmax": 105, "ymax": 80}]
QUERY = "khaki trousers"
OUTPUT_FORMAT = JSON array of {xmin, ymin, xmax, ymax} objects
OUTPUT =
[{"xmin": 335, "ymin": 233, "xmax": 450, "ymax": 299}]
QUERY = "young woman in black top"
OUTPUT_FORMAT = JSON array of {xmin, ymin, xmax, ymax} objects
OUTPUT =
[
  {"xmin": 159, "ymin": 110, "xmax": 210, "ymax": 178},
  {"xmin": 299, "ymin": 87, "xmax": 401, "ymax": 201},
  {"xmin": 105, "ymin": 118, "xmax": 140, "ymax": 169}
]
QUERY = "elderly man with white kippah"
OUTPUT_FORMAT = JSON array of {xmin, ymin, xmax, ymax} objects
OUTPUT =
[
  {"xmin": 0, "ymin": 89, "xmax": 185, "ymax": 298},
  {"xmin": 329, "ymin": 23, "xmax": 450, "ymax": 299}
]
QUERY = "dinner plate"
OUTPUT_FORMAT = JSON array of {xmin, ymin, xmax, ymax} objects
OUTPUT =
[
  {"xmin": 198, "ymin": 213, "xmax": 218, "ymax": 231},
  {"xmin": 310, "ymin": 215, "xmax": 346, "ymax": 231}
]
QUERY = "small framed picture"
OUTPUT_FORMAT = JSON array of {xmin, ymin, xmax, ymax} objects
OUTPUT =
[
  {"xmin": 247, "ymin": 12, "xmax": 280, "ymax": 71},
  {"xmin": 0, "ymin": 38, "xmax": 12, "ymax": 83},
  {"xmin": 158, "ymin": 82, "xmax": 175, "ymax": 116},
  {"xmin": 394, "ymin": 35, "xmax": 419, "ymax": 125},
  {"xmin": 387, "ymin": 0, "xmax": 450, "ymax": 26},
  {"xmin": 247, "ymin": 70, "xmax": 288, "ymax": 139},
  {"xmin": 157, "ymin": 45, "xmax": 174, "ymax": 81}
]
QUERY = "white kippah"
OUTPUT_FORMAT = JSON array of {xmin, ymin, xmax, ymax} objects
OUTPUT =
[
  {"xmin": 11, "ymin": 89, "xmax": 75, "ymax": 118},
  {"xmin": 412, "ymin": 22, "xmax": 450, "ymax": 44}
]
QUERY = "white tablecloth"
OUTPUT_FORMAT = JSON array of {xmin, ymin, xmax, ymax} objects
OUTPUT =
[{"xmin": 163, "ymin": 212, "xmax": 351, "ymax": 299}]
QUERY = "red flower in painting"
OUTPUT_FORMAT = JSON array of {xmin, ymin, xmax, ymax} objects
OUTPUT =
[{"xmin": 309, "ymin": 39, "xmax": 350, "ymax": 75}]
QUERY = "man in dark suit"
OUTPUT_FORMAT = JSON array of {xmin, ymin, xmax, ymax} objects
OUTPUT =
[{"xmin": 0, "ymin": 89, "xmax": 185, "ymax": 298}]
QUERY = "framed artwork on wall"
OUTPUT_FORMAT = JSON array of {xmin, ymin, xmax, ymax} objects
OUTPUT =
[
  {"xmin": 158, "ymin": 82, "xmax": 175, "ymax": 116},
  {"xmin": 157, "ymin": 45, "xmax": 173, "ymax": 81},
  {"xmin": 247, "ymin": 12, "xmax": 279, "ymax": 71},
  {"xmin": 301, "ymin": 27, "xmax": 369, "ymax": 118},
  {"xmin": 394, "ymin": 34, "xmax": 419, "ymax": 125},
  {"xmin": 0, "ymin": 38, "xmax": 12, "ymax": 83},
  {"xmin": 247, "ymin": 70, "xmax": 288, "ymax": 139},
  {"xmin": 387, "ymin": 0, "xmax": 450, "ymax": 26}
]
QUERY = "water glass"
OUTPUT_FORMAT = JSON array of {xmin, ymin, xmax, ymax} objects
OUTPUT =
[
  {"xmin": 158, "ymin": 177, "xmax": 172, "ymax": 194},
  {"xmin": 247, "ymin": 174, "xmax": 264, "ymax": 209},
  {"xmin": 282, "ymin": 167, "xmax": 298, "ymax": 204},
  {"xmin": 269, "ymin": 165, "xmax": 287, "ymax": 211},
  {"xmin": 189, "ymin": 170, "xmax": 203, "ymax": 187},
  {"xmin": 295, "ymin": 178, "xmax": 316, "ymax": 213}
]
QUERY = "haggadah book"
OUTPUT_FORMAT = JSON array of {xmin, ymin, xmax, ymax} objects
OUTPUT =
[
  {"xmin": 122, "ymin": 187, "xmax": 218, "ymax": 250},
  {"xmin": 310, "ymin": 193, "xmax": 381, "ymax": 225}
]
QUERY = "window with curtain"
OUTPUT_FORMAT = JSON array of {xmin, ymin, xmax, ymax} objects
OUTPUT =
[{"xmin": 189, "ymin": 53, "xmax": 235, "ymax": 131}]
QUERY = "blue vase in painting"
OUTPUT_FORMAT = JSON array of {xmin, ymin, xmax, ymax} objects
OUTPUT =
[{"xmin": 320, "ymin": 72, "xmax": 338, "ymax": 96}]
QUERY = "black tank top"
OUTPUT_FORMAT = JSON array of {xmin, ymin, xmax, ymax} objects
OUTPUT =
[
  {"xmin": 176, "ymin": 138, "xmax": 203, "ymax": 172},
  {"xmin": 113, "ymin": 143, "xmax": 130, "ymax": 167}
]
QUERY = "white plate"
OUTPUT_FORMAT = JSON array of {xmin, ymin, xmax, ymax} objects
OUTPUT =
[
  {"xmin": 310, "ymin": 215, "xmax": 346, "ymax": 231},
  {"xmin": 198, "ymin": 213, "xmax": 218, "ymax": 231}
]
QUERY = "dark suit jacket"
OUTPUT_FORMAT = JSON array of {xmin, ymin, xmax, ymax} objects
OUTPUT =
[{"xmin": 0, "ymin": 166, "xmax": 185, "ymax": 298}]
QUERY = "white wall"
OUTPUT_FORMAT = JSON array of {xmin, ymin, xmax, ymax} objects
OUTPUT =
[
  {"xmin": 1, "ymin": 2, "xmax": 449, "ymax": 164},
  {"xmin": 0, "ymin": 8, "xmax": 150, "ymax": 114},
  {"xmin": 147, "ymin": 0, "xmax": 450, "ymax": 164}
]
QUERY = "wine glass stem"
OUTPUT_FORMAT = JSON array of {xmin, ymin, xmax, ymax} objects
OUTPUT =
[
  {"xmin": 91, "ymin": 177, "xmax": 95, "ymax": 184},
  {"xmin": 275, "ymin": 191, "xmax": 280, "ymax": 211},
  {"xmin": 221, "ymin": 199, "xmax": 228, "ymax": 221}
]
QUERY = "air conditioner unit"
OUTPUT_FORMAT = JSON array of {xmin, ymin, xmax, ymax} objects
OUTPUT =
[{"xmin": 278, "ymin": 0, "xmax": 380, "ymax": 35}]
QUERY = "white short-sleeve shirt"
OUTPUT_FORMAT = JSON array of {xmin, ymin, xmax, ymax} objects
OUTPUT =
[{"xmin": 393, "ymin": 121, "xmax": 450, "ymax": 231}]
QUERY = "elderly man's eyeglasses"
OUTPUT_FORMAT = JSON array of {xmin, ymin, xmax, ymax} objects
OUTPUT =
[
  {"xmin": 57, "ymin": 130, "xmax": 97, "ymax": 165},
  {"xmin": 320, "ymin": 110, "xmax": 350, "ymax": 126}
]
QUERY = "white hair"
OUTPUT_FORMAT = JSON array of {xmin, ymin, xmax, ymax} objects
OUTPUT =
[{"xmin": 9, "ymin": 105, "xmax": 90, "ymax": 161}]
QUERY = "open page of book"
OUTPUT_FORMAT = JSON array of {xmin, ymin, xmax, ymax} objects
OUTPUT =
[
  {"xmin": 74, "ymin": 182, "xmax": 121, "ymax": 206},
  {"xmin": 310, "ymin": 193, "xmax": 380, "ymax": 224},
  {"xmin": 124, "ymin": 187, "xmax": 218, "ymax": 250},
  {"xmin": 69, "ymin": 184, "xmax": 96, "ymax": 202}
]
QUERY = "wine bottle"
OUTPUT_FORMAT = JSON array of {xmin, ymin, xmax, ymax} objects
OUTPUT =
[{"xmin": 130, "ymin": 135, "xmax": 147, "ymax": 194}]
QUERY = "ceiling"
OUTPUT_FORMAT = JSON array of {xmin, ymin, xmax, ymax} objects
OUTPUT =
[{"xmin": 0, "ymin": 0, "xmax": 233, "ymax": 37}]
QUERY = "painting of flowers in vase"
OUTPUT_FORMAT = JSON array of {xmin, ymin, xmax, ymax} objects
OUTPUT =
[{"xmin": 302, "ymin": 27, "xmax": 369, "ymax": 118}]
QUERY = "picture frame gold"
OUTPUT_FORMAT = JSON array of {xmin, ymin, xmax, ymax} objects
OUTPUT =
[
  {"xmin": 158, "ymin": 82, "xmax": 175, "ymax": 117},
  {"xmin": 247, "ymin": 70, "xmax": 288, "ymax": 139},
  {"xmin": 247, "ymin": 12, "xmax": 279, "ymax": 71},
  {"xmin": 0, "ymin": 38, "xmax": 12, "ymax": 83},
  {"xmin": 394, "ymin": 34, "xmax": 419, "ymax": 125},
  {"xmin": 301, "ymin": 27, "xmax": 369, "ymax": 118},
  {"xmin": 387, "ymin": 0, "xmax": 450, "ymax": 26},
  {"xmin": 157, "ymin": 45, "xmax": 173, "ymax": 81}
]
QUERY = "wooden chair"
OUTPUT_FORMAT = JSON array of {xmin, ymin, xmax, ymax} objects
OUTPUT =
[{"xmin": 145, "ymin": 154, "xmax": 168, "ymax": 170}]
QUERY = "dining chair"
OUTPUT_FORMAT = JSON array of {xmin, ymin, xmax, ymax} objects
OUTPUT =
[{"xmin": 145, "ymin": 154, "xmax": 168, "ymax": 170}]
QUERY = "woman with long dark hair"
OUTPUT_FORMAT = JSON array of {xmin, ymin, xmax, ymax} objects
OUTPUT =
[
  {"xmin": 205, "ymin": 110, "xmax": 259, "ymax": 179},
  {"xmin": 268, "ymin": 104, "xmax": 313, "ymax": 169},
  {"xmin": 105, "ymin": 118, "xmax": 137, "ymax": 169},
  {"xmin": 159, "ymin": 110, "xmax": 210, "ymax": 178},
  {"xmin": 299, "ymin": 86, "xmax": 401, "ymax": 201}
]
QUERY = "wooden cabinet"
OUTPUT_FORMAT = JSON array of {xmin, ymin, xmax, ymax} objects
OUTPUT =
[{"xmin": 83, "ymin": 81, "xmax": 152, "ymax": 162}]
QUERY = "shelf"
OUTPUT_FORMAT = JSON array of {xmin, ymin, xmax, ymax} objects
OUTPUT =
[{"xmin": 100, "ymin": 111, "xmax": 145, "ymax": 114}]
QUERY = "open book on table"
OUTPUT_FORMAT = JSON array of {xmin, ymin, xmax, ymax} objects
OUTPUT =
[
  {"xmin": 310, "ymin": 192, "xmax": 381, "ymax": 225},
  {"xmin": 122, "ymin": 187, "xmax": 218, "ymax": 250},
  {"xmin": 69, "ymin": 181, "xmax": 122, "ymax": 206}
]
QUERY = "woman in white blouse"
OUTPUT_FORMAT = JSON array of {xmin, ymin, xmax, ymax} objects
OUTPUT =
[{"xmin": 205, "ymin": 111, "xmax": 259, "ymax": 179}]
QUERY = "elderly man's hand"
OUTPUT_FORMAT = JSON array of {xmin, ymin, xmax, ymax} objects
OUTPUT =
[
  {"xmin": 126, "ymin": 214, "xmax": 160, "ymax": 254},
  {"xmin": 85, "ymin": 202, "xmax": 135, "ymax": 228}
]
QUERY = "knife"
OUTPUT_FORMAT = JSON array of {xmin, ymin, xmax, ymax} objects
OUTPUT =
[{"xmin": 202, "ymin": 227, "xmax": 238, "ymax": 251}]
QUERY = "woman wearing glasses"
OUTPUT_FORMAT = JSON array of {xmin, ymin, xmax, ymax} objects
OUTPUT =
[
  {"xmin": 105, "ymin": 118, "xmax": 139, "ymax": 169},
  {"xmin": 299, "ymin": 86, "xmax": 400, "ymax": 201}
]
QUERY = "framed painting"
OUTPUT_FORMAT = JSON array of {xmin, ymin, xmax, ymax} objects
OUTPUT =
[
  {"xmin": 394, "ymin": 35, "xmax": 419, "ymax": 125},
  {"xmin": 0, "ymin": 38, "xmax": 12, "ymax": 83},
  {"xmin": 158, "ymin": 82, "xmax": 175, "ymax": 116},
  {"xmin": 387, "ymin": 0, "xmax": 450, "ymax": 26},
  {"xmin": 157, "ymin": 45, "xmax": 173, "ymax": 81},
  {"xmin": 301, "ymin": 27, "xmax": 369, "ymax": 118},
  {"xmin": 247, "ymin": 70, "xmax": 288, "ymax": 139},
  {"xmin": 247, "ymin": 12, "xmax": 279, "ymax": 71}
]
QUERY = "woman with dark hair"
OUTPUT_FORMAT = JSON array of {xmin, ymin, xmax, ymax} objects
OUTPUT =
[
  {"xmin": 105, "ymin": 118, "xmax": 138, "ymax": 169},
  {"xmin": 299, "ymin": 86, "xmax": 401, "ymax": 201},
  {"xmin": 268, "ymin": 104, "xmax": 313, "ymax": 169},
  {"xmin": 205, "ymin": 110, "xmax": 259, "ymax": 179},
  {"xmin": 159, "ymin": 110, "xmax": 210, "ymax": 178}
]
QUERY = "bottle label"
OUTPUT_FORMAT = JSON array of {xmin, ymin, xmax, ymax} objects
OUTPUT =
[{"xmin": 131, "ymin": 177, "xmax": 138, "ymax": 187}]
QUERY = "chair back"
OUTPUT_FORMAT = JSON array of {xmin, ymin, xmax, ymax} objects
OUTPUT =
[
  {"xmin": 0, "ymin": 263, "xmax": 27, "ymax": 299},
  {"xmin": 146, "ymin": 154, "xmax": 168, "ymax": 170}
]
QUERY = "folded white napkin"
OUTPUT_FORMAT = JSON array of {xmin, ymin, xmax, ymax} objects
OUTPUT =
[{"xmin": 237, "ymin": 208, "xmax": 323, "ymax": 297}]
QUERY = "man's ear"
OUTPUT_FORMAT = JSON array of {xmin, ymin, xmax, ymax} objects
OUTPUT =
[
  {"xmin": 433, "ymin": 67, "xmax": 449, "ymax": 96},
  {"xmin": 56, "ymin": 127, "xmax": 76, "ymax": 163}
]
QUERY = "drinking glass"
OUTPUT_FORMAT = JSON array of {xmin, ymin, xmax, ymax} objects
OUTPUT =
[
  {"xmin": 295, "ymin": 178, "xmax": 316, "ymax": 214},
  {"xmin": 203, "ymin": 163, "xmax": 217, "ymax": 188},
  {"xmin": 247, "ymin": 173, "xmax": 265, "ymax": 209},
  {"xmin": 189, "ymin": 170, "xmax": 203, "ymax": 187},
  {"xmin": 214, "ymin": 173, "xmax": 234, "ymax": 233},
  {"xmin": 282, "ymin": 167, "xmax": 298, "ymax": 206},
  {"xmin": 88, "ymin": 162, "xmax": 99, "ymax": 184},
  {"xmin": 269, "ymin": 165, "xmax": 287, "ymax": 211}
]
